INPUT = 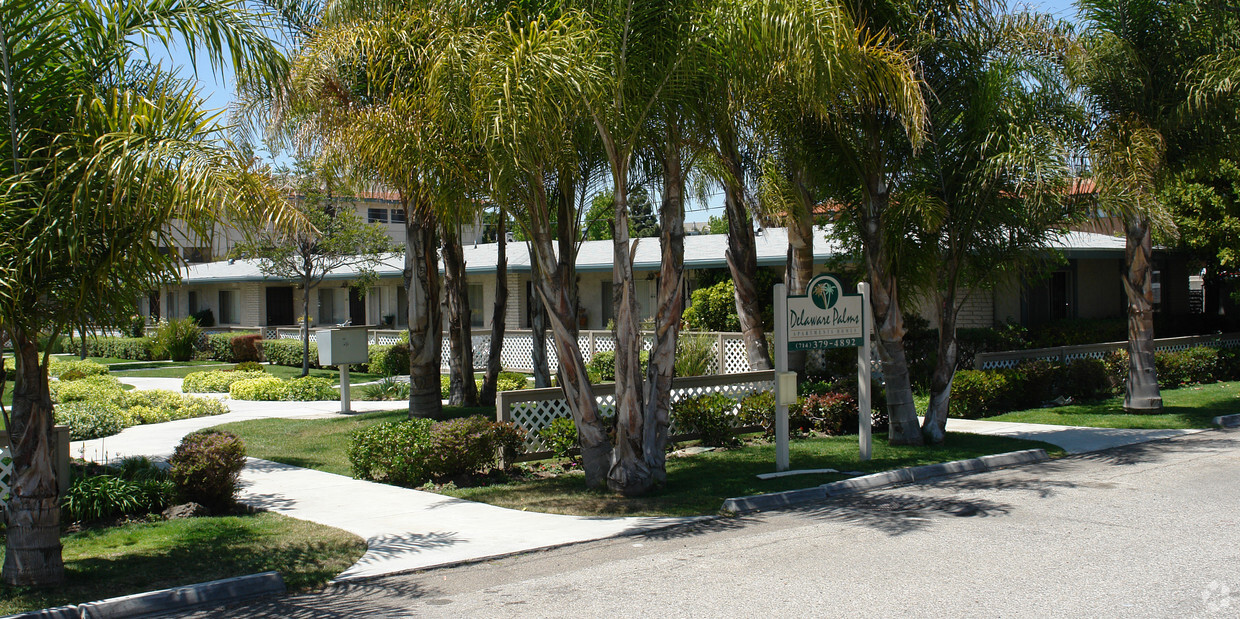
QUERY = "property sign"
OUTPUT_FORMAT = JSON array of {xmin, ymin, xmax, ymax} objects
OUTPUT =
[{"xmin": 785, "ymin": 274, "xmax": 865, "ymax": 350}]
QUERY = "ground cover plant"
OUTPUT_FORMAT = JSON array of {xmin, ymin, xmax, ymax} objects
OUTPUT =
[{"xmin": 50, "ymin": 374, "xmax": 228, "ymax": 440}]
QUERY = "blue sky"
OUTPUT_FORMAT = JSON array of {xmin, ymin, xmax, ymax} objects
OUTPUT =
[{"xmin": 151, "ymin": 0, "xmax": 1079, "ymax": 220}]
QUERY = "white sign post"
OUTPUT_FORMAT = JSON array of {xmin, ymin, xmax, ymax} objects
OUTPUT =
[{"xmin": 774, "ymin": 274, "xmax": 873, "ymax": 471}]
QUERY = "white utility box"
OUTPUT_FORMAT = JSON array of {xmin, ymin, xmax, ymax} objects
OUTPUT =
[
  {"xmin": 316, "ymin": 326, "xmax": 370, "ymax": 366},
  {"xmin": 775, "ymin": 371, "xmax": 798, "ymax": 406}
]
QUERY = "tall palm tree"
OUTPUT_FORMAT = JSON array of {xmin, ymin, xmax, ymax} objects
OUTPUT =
[
  {"xmin": 1071, "ymin": 0, "xmax": 1240, "ymax": 413},
  {"xmin": 0, "ymin": 0, "xmax": 289, "ymax": 586}
]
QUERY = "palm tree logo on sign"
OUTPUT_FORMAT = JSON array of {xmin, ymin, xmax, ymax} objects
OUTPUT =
[{"xmin": 810, "ymin": 278, "xmax": 839, "ymax": 310}]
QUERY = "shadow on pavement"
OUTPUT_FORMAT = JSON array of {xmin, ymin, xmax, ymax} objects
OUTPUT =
[
  {"xmin": 789, "ymin": 491, "xmax": 1014, "ymax": 536},
  {"xmin": 634, "ymin": 515, "xmax": 760, "ymax": 541},
  {"xmin": 177, "ymin": 579, "xmax": 443, "ymax": 618}
]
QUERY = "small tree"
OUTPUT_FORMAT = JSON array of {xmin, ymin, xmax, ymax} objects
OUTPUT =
[
  {"xmin": 582, "ymin": 187, "xmax": 660, "ymax": 241},
  {"xmin": 234, "ymin": 158, "xmax": 394, "ymax": 376}
]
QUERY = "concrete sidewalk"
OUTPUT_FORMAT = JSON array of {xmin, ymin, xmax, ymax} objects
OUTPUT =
[
  {"xmin": 74, "ymin": 379, "xmax": 693, "ymax": 581},
  {"xmin": 944, "ymin": 417, "xmax": 1207, "ymax": 454}
]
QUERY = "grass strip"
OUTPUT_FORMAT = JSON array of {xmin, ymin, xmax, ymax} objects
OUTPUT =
[
  {"xmin": 0, "ymin": 512, "xmax": 365, "ymax": 615},
  {"xmin": 986, "ymin": 380, "xmax": 1240, "ymax": 429}
]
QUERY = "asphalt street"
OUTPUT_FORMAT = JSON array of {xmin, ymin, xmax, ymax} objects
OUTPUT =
[{"xmin": 175, "ymin": 428, "xmax": 1240, "ymax": 618}]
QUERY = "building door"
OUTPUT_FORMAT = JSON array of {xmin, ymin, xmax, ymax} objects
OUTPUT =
[
  {"xmin": 349, "ymin": 288, "xmax": 366, "ymax": 325},
  {"xmin": 148, "ymin": 291, "xmax": 160, "ymax": 322},
  {"xmin": 265, "ymin": 287, "xmax": 295, "ymax": 326}
]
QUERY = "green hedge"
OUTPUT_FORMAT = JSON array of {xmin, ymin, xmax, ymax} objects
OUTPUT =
[
  {"xmin": 287, "ymin": 376, "xmax": 338, "ymax": 401},
  {"xmin": 348, "ymin": 417, "xmax": 520, "ymax": 487},
  {"xmin": 368, "ymin": 344, "xmax": 409, "ymax": 376},
  {"xmin": 229, "ymin": 377, "xmax": 290, "ymax": 401},
  {"xmin": 207, "ymin": 334, "xmax": 236, "ymax": 362},
  {"xmin": 63, "ymin": 336, "xmax": 160, "ymax": 361},
  {"xmin": 262, "ymin": 339, "xmax": 319, "ymax": 368}
]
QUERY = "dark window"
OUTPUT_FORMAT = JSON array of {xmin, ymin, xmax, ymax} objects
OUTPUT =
[
  {"xmin": 219, "ymin": 290, "xmax": 236, "ymax": 324},
  {"xmin": 469, "ymin": 284, "xmax": 484, "ymax": 328},
  {"xmin": 188, "ymin": 291, "xmax": 198, "ymax": 314},
  {"xmin": 367, "ymin": 208, "xmax": 388, "ymax": 223},
  {"xmin": 390, "ymin": 208, "xmax": 406, "ymax": 223}
]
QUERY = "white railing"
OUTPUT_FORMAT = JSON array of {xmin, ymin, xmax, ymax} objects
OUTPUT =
[
  {"xmin": 496, "ymin": 370, "xmax": 775, "ymax": 458},
  {"xmin": 270, "ymin": 327, "xmax": 755, "ymax": 374},
  {"xmin": 974, "ymin": 332, "xmax": 1240, "ymax": 370}
]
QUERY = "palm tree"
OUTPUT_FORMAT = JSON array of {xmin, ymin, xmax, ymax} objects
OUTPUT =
[
  {"xmin": 0, "ymin": 0, "xmax": 289, "ymax": 585},
  {"xmin": 1071, "ymin": 0, "xmax": 1240, "ymax": 413},
  {"xmin": 912, "ymin": 9, "xmax": 1080, "ymax": 443}
]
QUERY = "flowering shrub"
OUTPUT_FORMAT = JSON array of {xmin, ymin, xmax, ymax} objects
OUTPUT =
[{"xmin": 795, "ymin": 391, "xmax": 859, "ymax": 436}]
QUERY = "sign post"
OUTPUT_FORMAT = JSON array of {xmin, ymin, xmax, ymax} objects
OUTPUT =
[{"xmin": 775, "ymin": 274, "xmax": 872, "ymax": 470}]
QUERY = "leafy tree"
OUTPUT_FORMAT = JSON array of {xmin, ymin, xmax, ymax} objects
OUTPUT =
[
  {"xmin": 583, "ymin": 187, "xmax": 660, "ymax": 240},
  {"xmin": 233, "ymin": 157, "xmax": 394, "ymax": 376},
  {"xmin": 683, "ymin": 280, "xmax": 742, "ymax": 332},
  {"xmin": 0, "ymin": 0, "xmax": 288, "ymax": 585},
  {"xmin": 704, "ymin": 213, "xmax": 729, "ymax": 235},
  {"xmin": 1164, "ymin": 160, "xmax": 1240, "ymax": 308}
]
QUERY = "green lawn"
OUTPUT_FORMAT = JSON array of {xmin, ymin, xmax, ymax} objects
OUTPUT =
[
  {"xmin": 214, "ymin": 406, "xmax": 1062, "ymax": 517},
  {"xmin": 211, "ymin": 406, "xmax": 497, "ymax": 474},
  {"xmin": 51, "ymin": 355, "xmax": 226, "ymax": 371},
  {"xmin": 116, "ymin": 363, "xmax": 384, "ymax": 386},
  {"xmin": 0, "ymin": 512, "xmax": 365, "ymax": 615},
  {"xmin": 986, "ymin": 380, "xmax": 1240, "ymax": 429}
]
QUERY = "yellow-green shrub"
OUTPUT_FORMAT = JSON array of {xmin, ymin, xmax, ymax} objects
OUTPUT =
[{"xmin": 229, "ymin": 377, "xmax": 289, "ymax": 401}]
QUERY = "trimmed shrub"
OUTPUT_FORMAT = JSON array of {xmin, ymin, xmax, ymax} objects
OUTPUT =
[
  {"xmin": 207, "ymin": 333, "xmax": 236, "ymax": 362},
  {"xmin": 63, "ymin": 336, "xmax": 160, "ymax": 360},
  {"xmin": 796, "ymin": 391, "xmax": 859, "ymax": 436},
  {"xmin": 349, "ymin": 418, "xmax": 436, "ymax": 486},
  {"xmin": 287, "ymin": 376, "xmax": 338, "ymax": 401},
  {"xmin": 229, "ymin": 376, "xmax": 290, "ymax": 401},
  {"xmin": 538, "ymin": 418, "xmax": 579, "ymax": 462},
  {"xmin": 235, "ymin": 361, "xmax": 265, "ymax": 373},
  {"xmin": 49, "ymin": 359, "xmax": 108, "ymax": 379},
  {"xmin": 52, "ymin": 374, "xmax": 126, "ymax": 404},
  {"xmin": 263, "ymin": 339, "xmax": 319, "ymax": 368},
  {"xmin": 153, "ymin": 317, "xmax": 201, "ymax": 362},
  {"xmin": 423, "ymin": 417, "xmax": 523, "ymax": 480},
  {"xmin": 1012, "ymin": 360, "xmax": 1059, "ymax": 405},
  {"xmin": 1157, "ymin": 346, "xmax": 1219, "ymax": 388},
  {"xmin": 368, "ymin": 344, "xmax": 410, "ymax": 376},
  {"xmin": 949, "ymin": 370, "xmax": 1020, "ymax": 419},
  {"xmin": 169, "ymin": 430, "xmax": 247, "ymax": 512},
  {"xmin": 231, "ymin": 334, "xmax": 263, "ymax": 363},
  {"xmin": 736, "ymin": 391, "xmax": 777, "ymax": 436},
  {"xmin": 586, "ymin": 350, "xmax": 616, "ymax": 382},
  {"xmin": 1062, "ymin": 358, "xmax": 1112, "ymax": 400},
  {"xmin": 183, "ymin": 369, "xmax": 268, "ymax": 393},
  {"xmin": 683, "ymin": 280, "xmax": 741, "ymax": 332},
  {"xmin": 494, "ymin": 372, "xmax": 528, "ymax": 392},
  {"xmin": 672, "ymin": 393, "xmax": 738, "ymax": 447},
  {"xmin": 56, "ymin": 401, "xmax": 129, "ymax": 440}
]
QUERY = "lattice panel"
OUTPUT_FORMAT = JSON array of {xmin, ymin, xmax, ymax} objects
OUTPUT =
[
  {"xmin": 501, "ymin": 334, "xmax": 535, "ymax": 372},
  {"xmin": 546, "ymin": 340, "xmax": 561, "ymax": 373},
  {"xmin": 595, "ymin": 336, "xmax": 617, "ymax": 354},
  {"xmin": 507, "ymin": 379, "xmax": 770, "ymax": 453},
  {"xmin": 724, "ymin": 337, "xmax": 750, "ymax": 373},
  {"xmin": 376, "ymin": 335, "xmax": 403, "ymax": 346},
  {"xmin": 0, "ymin": 447, "xmax": 11, "ymax": 508},
  {"xmin": 263, "ymin": 328, "xmax": 279, "ymax": 340},
  {"xmin": 577, "ymin": 335, "xmax": 593, "ymax": 364}
]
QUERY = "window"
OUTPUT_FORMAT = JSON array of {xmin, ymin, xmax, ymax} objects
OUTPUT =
[
  {"xmin": 218, "ymin": 290, "xmax": 236, "ymax": 324},
  {"xmin": 187, "ymin": 291, "xmax": 198, "ymax": 314},
  {"xmin": 600, "ymin": 280, "xmax": 613, "ymax": 327},
  {"xmin": 468, "ymin": 284, "xmax": 484, "ymax": 327},
  {"xmin": 183, "ymin": 247, "xmax": 211, "ymax": 263},
  {"xmin": 390, "ymin": 208, "xmax": 406, "ymax": 223},
  {"xmin": 319, "ymin": 288, "xmax": 337, "ymax": 324},
  {"xmin": 1152, "ymin": 270, "xmax": 1162, "ymax": 306},
  {"xmin": 367, "ymin": 208, "xmax": 388, "ymax": 223}
]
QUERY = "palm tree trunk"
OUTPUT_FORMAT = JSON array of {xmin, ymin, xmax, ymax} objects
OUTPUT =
[
  {"xmin": 442, "ymin": 224, "xmax": 477, "ymax": 407},
  {"xmin": 1123, "ymin": 216, "xmax": 1162, "ymax": 413},
  {"xmin": 785, "ymin": 166, "xmax": 816, "ymax": 373},
  {"xmin": 301, "ymin": 267, "xmax": 312, "ymax": 378},
  {"xmin": 923, "ymin": 268, "xmax": 961, "ymax": 444},
  {"xmin": 404, "ymin": 200, "xmax": 443, "ymax": 419},
  {"xmin": 720, "ymin": 130, "xmax": 773, "ymax": 371},
  {"xmin": 862, "ymin": 178, "xmax": 922, "ymax": 445},
  {"xmin": 530, "ymin": 286, "xmax": 551, "ymax": 389},
  {"xmin": 479, "ymin": 215, "xmax": 508, "ymax": 406},
  {"xmin": 642, "ymin": 136, "xmax": 687, "ymax": 485},
  {"xmin": 608, "ymin": 172, "xmax": 652, "ymax": 496},
  {"xmin": 3, "ymin": 331, "xmax": 64, "ymax": 586}
]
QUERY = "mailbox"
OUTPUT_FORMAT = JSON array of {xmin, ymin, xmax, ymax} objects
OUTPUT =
[
  {"xmin": 775, "ymin": 371, "xmax": 798, "ymax": 406},
  {"xmin": 317, "ymin": 326, "xmax": 370, "ymax": 366}
]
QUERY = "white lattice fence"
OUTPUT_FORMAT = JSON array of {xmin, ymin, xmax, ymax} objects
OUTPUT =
[
  {"xmin": 975, "ymin": 332, "xmax": 1240, "ymax": 370},
  {"xmin": 498, "ymin": 370, "xmax": 775, "ymax": 454},
  {"xmin": 0, "ymin": 447, "xmax": 11, "ymax": 506}
]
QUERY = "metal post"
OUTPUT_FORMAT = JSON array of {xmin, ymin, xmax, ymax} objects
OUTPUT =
[
  {"xmin": 774, "ymin": 283, "xmax": 789, "ymax": 472},
  {"xmin": 858, "ymin": 282, "xmax": 872, "ymax": 461},
  {"xmin": 339, "ymin": 364, "xmax": 351, "ymax": 415}
]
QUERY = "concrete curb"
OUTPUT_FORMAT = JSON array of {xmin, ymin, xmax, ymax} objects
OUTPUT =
[
  {"xmin": 720, "ymin": 449, "xmax": 1049, "ymax": 514},
  {"xmin": 5, "ymin": 572, "xmax": 285, "ymax": 619},
  {"xmin": 1213, "ymin": 414, "xmax": 1240, "ymax": 428}
]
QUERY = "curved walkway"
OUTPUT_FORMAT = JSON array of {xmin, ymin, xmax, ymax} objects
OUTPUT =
[
  {"xmin": 81, "ymin": 377, "xmax": 695, "ymax": 581},
  {"xmin": 81, "ymin": 376, "xmax": 1208, "ymax": 581}
]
